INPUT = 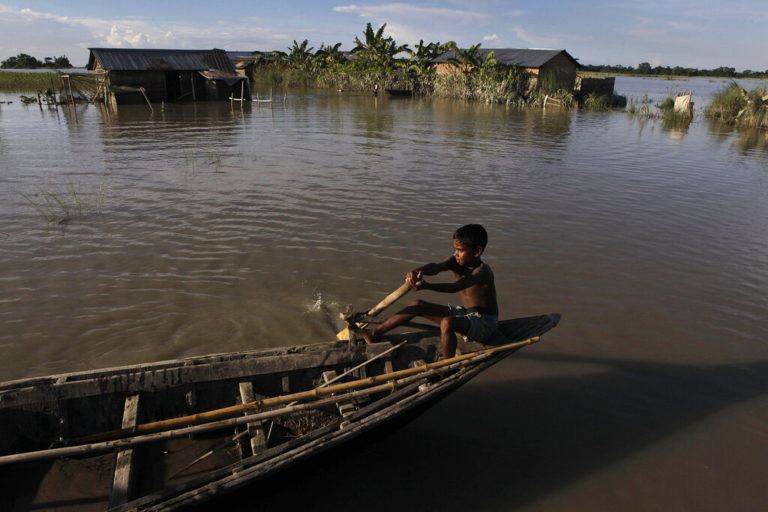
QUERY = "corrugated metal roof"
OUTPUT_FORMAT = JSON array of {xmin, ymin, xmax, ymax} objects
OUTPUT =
[
  {"xmin": 88, "ymin": 48, "xmax": 236, "ymax": 73},
  {"xmin": 432, "ymin": 48, "xmax": 578, "ymax": 69}
]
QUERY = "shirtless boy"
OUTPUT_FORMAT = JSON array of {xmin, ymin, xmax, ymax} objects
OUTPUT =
[{"xmin": 358, "ymin": 224, "xmax": 498, "ymax": 358}]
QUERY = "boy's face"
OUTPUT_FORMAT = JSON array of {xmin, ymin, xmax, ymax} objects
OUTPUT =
[{"xmin": 453, "ymin": 239, "xmax": 482, "ymax": 267}]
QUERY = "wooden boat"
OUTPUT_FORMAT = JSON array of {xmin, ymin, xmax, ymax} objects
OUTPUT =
[
  {"xmin": 0, "ymin": 313, "xmax": 559, "ymax": 511},
  {"xmin": 385, "ymin": 88, "xmax": 413, "ymax": 97}
]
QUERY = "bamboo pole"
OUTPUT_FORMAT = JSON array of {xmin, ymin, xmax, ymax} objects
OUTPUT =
[
  {"xmin": 0, "ymin": 371, "xmax": 437, "ymax": 466},
  {"xmin": 70, "ymin": 336, "xmax": 538, "ymax": 445},
  {"xmin": 336, "ymin": 282, "xmax": 411, "ymax": 340},
  {"xmin": 0, "ymin": 337, "xmax": 540, "ymax": 467},
  {"xmin": 317, "ymin": 339, "xmax": 407, "ymax": 390}
]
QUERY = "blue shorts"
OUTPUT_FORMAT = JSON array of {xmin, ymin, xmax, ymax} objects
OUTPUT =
[{"xmin": 448, "ymin": 305, "xmax": 499, "ymax": 343}]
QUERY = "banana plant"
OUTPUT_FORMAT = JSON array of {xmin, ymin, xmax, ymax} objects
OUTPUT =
[
  {"xmin": 315, "ymin": 42, "xmax": 344, "ymax": 69},
  {"xmin": 448, "ymin": 43, "xmax": 484, "ymax": 76},
  {"xmin": 352, "ymin": 23, "xmax": 409, "ymax": 73},
  {"xmin": 406, "ymin": 40, "xmax": 453, "ymax": 75},
  {"xmin": 287, "ymin": 39, "xmax": 314, "ymax": 71}
]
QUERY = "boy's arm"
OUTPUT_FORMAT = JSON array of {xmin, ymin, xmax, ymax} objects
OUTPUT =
[
  {"xmin": 416, "ymin": 258, "xmax": 454, "ymax": 276},
  {"xmin": 416, "ymin": 263, "xmax": 488, "ymax": 293},
  {"xmin": 406, "ymin": 258, "xmax": 453, "ymax": 289}
]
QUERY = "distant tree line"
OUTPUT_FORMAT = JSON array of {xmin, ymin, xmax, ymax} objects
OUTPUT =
[
  {"xmin": 581, "ymin": 62, "xmax": 768, "ymax": 79},
  {"xmin": 1, "ymin": 53, "xmax": 72, "ymax": 69}
]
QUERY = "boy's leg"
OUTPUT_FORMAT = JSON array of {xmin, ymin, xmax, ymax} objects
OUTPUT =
[
  {"xmin": 359, "ymin": 300, "xmax": 450, "ymax": 344},
  {"xmin": 439, "ymin": 316, "xmax": 471, "ymax": 359}
]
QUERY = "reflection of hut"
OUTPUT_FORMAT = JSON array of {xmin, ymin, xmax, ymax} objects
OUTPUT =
[
  {"xmin": 431, "ymin": 48, "xmax": 579, "ymax": 92},
  {"xmin": 87, "ymin": 48, "xmax": 250, "ymax": 107}
]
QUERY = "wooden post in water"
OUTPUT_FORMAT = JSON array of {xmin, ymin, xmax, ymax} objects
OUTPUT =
[{"xmin": 139, "ymin": 87, "xmax": 153, "ymax": 113}]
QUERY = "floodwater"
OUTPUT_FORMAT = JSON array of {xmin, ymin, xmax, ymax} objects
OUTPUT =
[{"xmin": 1, "ymin": 76, "xmax": 768, "ymax": 511}]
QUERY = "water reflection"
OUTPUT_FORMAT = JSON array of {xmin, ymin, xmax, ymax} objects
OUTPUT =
[
  {"xmin": 661, "ymin": 118, "xmax": 691, "ymax": 140},
  {"xmin": 707, "ymin": 120, "xmax": 768, "ymax": 154}
]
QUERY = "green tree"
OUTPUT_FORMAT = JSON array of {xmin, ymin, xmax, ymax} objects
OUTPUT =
[
  {"xmin": 637, "ymin": 62, "xmax": 652, "ymax": 74},
  {"xmin": 406, "ymin": 40, "xmax": 452, "ymax": 74},
  {"xmin": 53, "ymin": 55, "xmax": 72, "ymax": 68},
  {"xmin": 1, "ymin": 53, "xmax": 43, "ymax": 68},
  {"xmin": 314, "ymin": 42, "xmax": 344, "ymax": 69},
  {"xmin": 286, "ymin": 39, "xmax": 314, "ymax": 71},
  {"xmin": 448, "ymin": 43, "xmax": 484, "ymax": 76},
  {"xmin": 352, "ymin": 22, "xmax": 409, "ymax": 73}
]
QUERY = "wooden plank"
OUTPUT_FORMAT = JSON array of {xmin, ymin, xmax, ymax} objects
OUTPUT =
[
  {"xmin": 238, "ymin": 382, "xmax": 267, "ymax": 456},
  {"xmin": 384, "ymin": 359, "xmax": 393, "ymax": 374},
  {"xmin": 1, "ymin": 346, "xmax": 396, "ymax": 407},
  {"xmin": 109, "ymin": 394, "xmax": 140, "ymax": 508},
  {"xmin": 322, "ymin": 371, "xmax": 356, "ymax": 418},
  {"xmin": 0, "ymin": 339, "xmax": 380, "ymax": 393},
  {"xmin": 281, "ymin": 375, "xmax": 290, "ymax": 395}
]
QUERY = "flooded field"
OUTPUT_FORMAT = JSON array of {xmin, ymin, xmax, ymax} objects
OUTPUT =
[{"xmin": 1, "ymin": 76, "xmax": 767, "ymax": 510}]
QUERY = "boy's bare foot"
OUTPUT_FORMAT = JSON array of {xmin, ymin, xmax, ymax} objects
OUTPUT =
[{"xmin": 357, "ymin": 328, "xmax": 380, "ymax": 345}]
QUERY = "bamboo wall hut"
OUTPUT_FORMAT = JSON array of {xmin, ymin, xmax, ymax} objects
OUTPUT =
[
  {"xmin": 87, "ymin": 48, "xmax": 250, "ymax": 107},
  {"xmin": 431, "ymin": 48, "xmax": 580, "ymax": 92}
]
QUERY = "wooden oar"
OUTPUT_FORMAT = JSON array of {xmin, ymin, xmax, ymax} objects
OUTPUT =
[{"xmin": 336, "ymin": 282, "xmax": 411, "ymax": 340}]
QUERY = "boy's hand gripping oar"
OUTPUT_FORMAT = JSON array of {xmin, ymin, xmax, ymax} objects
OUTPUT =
[{"xmin": 336, "ymin": 282, "xmax": 411, "ymax": 340}]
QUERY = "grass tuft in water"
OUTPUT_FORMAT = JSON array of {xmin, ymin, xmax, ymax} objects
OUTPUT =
[
  {"xmin": 18, "ymin": 175, "xmax": 110, "ymax": 224},
  {"xmin": 705, "ymin": 82, "xmax": 768, "ymax": 129}
]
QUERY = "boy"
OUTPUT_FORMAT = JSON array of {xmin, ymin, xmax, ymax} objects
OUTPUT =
[{"xmin": 358, "ymin": 224, "xmax": 498, "ymax": 359}]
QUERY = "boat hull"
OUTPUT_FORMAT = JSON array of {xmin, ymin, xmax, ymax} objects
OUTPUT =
[{"xmin": 0, "ymin": 314, "xmax": 560, "ymax": 511}]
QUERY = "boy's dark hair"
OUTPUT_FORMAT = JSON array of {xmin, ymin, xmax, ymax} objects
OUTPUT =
[{"xmin": 453, "ymin": 224, "xmax": 488, "ymax": 249}]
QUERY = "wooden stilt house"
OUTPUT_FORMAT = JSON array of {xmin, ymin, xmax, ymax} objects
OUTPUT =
[{"xmin": 87, "ymin": 48, "xmax": 251, "ymax": 107}]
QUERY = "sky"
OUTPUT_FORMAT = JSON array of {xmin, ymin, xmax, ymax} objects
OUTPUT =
[{"xmin": 0, "ymin": 1, "xmax": 766, "ymax": 71}]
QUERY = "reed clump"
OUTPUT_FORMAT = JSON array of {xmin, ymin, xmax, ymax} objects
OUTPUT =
[
  {"xmin": 18, "ymin": 176, "xmax": 109, "ymax": 224},
  {"xmin": 429, "ymin": 65, "xmax": 531, "ymax": 105},
  {"xmin": 626, "ymin": 90, "xmax": 693, "ymax": 125},
  {"xmin": 580, "ymin": 92, "xmax": 627, "ymax": 111},
  {"xmin": 705, "ymin": 82, "xmax": 768, "ymax": 129}
]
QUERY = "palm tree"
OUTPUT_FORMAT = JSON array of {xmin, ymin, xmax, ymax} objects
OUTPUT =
[
  {"xmin": 286, "ymin": 39, "xmax": 314, "ymax": 71},
  {"xmin": 314, "ymin": 42, "xmax": 344, "ymax": 69},
  {"xmin": 448, "ymin": 43, "xmax": 484, "ymax": 75},
  {"xmin": 352, "ymin": 23, "xmax": 409, "ymax": 73},
  {"xmin": 406, "ymin": 40, "xmax": 453, "ymax": 75}
]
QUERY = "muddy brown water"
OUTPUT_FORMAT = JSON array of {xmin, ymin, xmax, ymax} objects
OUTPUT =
[{"xmin": 1, "ymin": 77, "xmax": 767, "ymax": 510}]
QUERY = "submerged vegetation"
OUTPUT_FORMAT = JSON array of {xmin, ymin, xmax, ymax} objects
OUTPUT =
[
  {"xmin": 0, "ymin": 71, "xmax": 61, "ymax": 92},
  {"xmin": 626, "ymin": 88, "xmax": 695, "ymax": 128},
  {"xmin": 705, "ymin": 82, "xmax": 768, "ymax": 129},
  {"xmin": 249, "ymin": 23, "xmax": 578, "ymax": 108},
  {"xmin": 18, "ymin": 176, "xmax": 109, "ymax": 224}
]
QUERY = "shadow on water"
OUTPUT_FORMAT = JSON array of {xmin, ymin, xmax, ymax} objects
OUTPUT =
[{"xmin": 203, "ymin": 354, "xmax": 768, "ymax": 511}]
